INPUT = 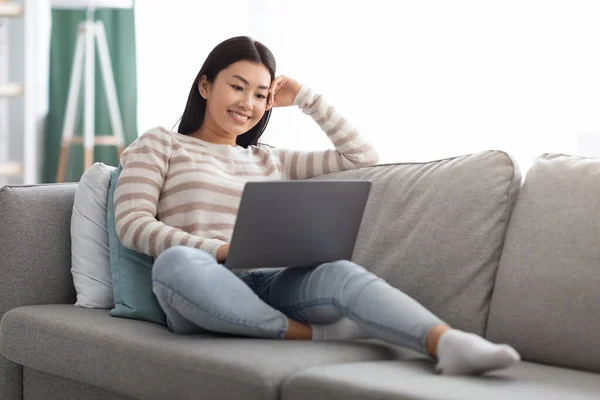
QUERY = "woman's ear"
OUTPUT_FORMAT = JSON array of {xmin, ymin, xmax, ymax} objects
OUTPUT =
[{"xmin": 198, "ymin": 76, "xmax": 210, "ymax": 99}]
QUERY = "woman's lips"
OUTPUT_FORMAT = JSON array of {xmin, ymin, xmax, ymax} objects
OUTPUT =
[{"xmin": 228, "ymin": 110, "xmax": 250, "ymax": 124}]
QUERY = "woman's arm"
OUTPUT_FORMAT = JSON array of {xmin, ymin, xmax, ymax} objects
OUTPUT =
[
  {"xmin": 271, "ymin": 84, "xmax": 380, "ymax": 180},
  {"xmin": 114, "ymin": 128, "xmax": 228, "ymax": 258}
]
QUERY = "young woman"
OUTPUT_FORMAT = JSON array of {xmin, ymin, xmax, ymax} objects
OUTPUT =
[{"xmin": 114, "ymin": 36, "xmax": 520, "ymax": 375}]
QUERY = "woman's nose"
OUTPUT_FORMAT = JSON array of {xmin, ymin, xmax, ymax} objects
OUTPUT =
[{"xmin": 239, "ymin": 93, "xmax": 252, "ymax": 110}]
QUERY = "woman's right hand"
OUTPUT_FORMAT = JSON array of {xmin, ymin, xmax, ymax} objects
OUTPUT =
[{"xmin": 216, "ymin": 244, "xmax": 230, "ymax": 263}]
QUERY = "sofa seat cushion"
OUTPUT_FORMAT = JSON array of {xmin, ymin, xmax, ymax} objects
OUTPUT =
[
  {"xmin": 0, "ymin": 305, "xmax": 401, "ymax": 400},
  {"xmin": 281, "ymin": 360, "xmax": 600, "ymax": 400}
]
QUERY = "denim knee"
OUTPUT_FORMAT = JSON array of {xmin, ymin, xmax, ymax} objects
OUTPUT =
[
  {"xmin": 317, "ymin": 259, "xmax": 369, "ymax": 278},
  {"xmin": 316, "ymin": 260, "xmax": 378, "ymax": 302},
  {"xmin": 152, "ymin": 245, "xmax": 216, "ymax": 284}
]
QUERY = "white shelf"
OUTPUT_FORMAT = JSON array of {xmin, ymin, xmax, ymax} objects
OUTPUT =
[
  {"xmin": 0, "ymin": 3, "xmax": 23, "ymax": 17},
  {"xmin": 0, "ymin": 82, "xmax": 23, "ymax": 97},
  {"xmin": 0, "ymin": 0, "xmax": 40, "ymax": 184}
]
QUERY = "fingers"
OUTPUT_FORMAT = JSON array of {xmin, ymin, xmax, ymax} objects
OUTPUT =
[
  {"xmin": 269, "ymin": 78, "xmax": 280, "ymax": 107},
  {"xmin": 267, "ymin": 76, "xmax": 285, "ymax": 110}
]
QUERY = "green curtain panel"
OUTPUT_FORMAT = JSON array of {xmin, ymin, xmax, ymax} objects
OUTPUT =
[{"xmin": 43, "ymin": 7, "xmax": 137, "ymax": 183}]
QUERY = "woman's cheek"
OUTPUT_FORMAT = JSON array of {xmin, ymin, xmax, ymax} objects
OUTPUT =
[{"xmin": 255, "ymin": 107, "xmax": 266, "ymax": 121}]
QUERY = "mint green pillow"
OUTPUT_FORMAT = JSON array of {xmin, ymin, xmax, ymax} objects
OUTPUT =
[{"xmin": 106, "ymin": 165, "xmax": 166, "ymax": 325}]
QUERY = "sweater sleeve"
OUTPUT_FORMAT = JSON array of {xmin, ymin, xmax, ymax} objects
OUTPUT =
[
  {"xmin": 114, "ymin": 128, "xmax": 227, "ymax": 258},
  {"xmin": 271, "ymin": 85, "xmax": 379, "ymax": 180}
]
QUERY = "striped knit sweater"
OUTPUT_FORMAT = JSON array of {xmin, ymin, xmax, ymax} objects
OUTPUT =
[{"xmin": 114, "ymin": 85, "xmax": 379, "ymax": 260}]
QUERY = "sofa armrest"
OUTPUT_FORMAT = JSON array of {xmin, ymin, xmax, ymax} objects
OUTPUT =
[{"xmin": 0, "ymin": 184, "xmax": 77, "ymax": 318}]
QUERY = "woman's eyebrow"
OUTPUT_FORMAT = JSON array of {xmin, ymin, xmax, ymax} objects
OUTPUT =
[{"xmin": 231, "ymin": 75, "xmax": 269, "ymax": 90}]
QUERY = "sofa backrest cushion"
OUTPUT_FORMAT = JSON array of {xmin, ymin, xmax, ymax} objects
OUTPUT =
[
  {"xmin": 486, "ymin": 153, "xmax": 600, "ymax": 372},
  {"xmin": 317, "ymin": 151, "xmax": 521, "ymax": 335}
]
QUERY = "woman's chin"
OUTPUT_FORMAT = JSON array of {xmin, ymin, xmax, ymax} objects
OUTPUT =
[
  {"xmin": 231, "ymin": 124, "xmax": 257, "ymax": 136},
  {"xmin": 216, "ymin": 124, "xmax": 246, "ymax": 138}
]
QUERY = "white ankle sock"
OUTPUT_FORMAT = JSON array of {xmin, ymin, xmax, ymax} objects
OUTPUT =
[
  {"xmin": 311, "ymin": 318, "xmax": 371, "ymax": 341},
  {"xmin": 435, "ymin": 329, "xmax": 521, "ymax": 375}
]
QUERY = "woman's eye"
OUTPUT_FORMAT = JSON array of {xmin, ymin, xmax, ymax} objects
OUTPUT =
[
  {"xmin": 231, "ymin": 85, "xmax": 243, "ymax": 91},
  {"xmin": 256, "ymin": 94, "xmax": 266, "ymax": 99}
]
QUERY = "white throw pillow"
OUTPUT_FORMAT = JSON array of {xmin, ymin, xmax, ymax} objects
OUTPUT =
[{"xmin": 71, "ymin": 162, "xmax": 116, "ymax": 308}]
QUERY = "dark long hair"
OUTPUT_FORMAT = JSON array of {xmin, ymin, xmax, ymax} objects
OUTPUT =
[{"xmin": 177, "ymin": 36, "xmax": 276, "ymax": 148}]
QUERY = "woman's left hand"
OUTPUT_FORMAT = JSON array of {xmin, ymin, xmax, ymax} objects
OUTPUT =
[{"xmin": 266, "ymin": 75, "xmax": 302, "ymax": 110}]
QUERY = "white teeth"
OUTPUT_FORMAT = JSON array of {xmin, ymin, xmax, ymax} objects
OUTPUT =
[{"xmin": 229, "ymin": 111, "xmax": 249, "ymax": 119}]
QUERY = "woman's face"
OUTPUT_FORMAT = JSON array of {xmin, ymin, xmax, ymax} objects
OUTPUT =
[{"xmin": 200, "ymin": 60, "xmax": 271, "ymax": 139}]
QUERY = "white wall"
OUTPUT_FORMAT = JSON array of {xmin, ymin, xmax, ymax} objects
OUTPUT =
[
  {"xmin": 136, "ymin": 0, "xmax": 600, "ymax": 171},
  {"xmin": 135, "ymin": 0, "xmax": 249, "ymax": 133}
]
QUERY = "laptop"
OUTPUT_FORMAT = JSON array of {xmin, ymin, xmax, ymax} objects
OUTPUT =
[{"xmin": 225, "ymin": 180, "xmax": 372, "ymax": 269}]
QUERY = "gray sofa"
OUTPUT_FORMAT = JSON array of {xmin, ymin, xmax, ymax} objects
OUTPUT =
[{"xmin": 0, "ymin": 150, "xmax": 599, "ymax": 400}]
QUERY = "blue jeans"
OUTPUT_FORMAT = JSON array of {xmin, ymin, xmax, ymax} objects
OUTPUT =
[{"xmin": 152, "ymin": 246, "xmax": 445, "ymax": 355}]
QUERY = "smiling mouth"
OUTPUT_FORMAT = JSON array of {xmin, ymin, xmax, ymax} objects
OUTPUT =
[{"xmin": 228, "ymin": 110, "xmax": 251, "ymax": 123}]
